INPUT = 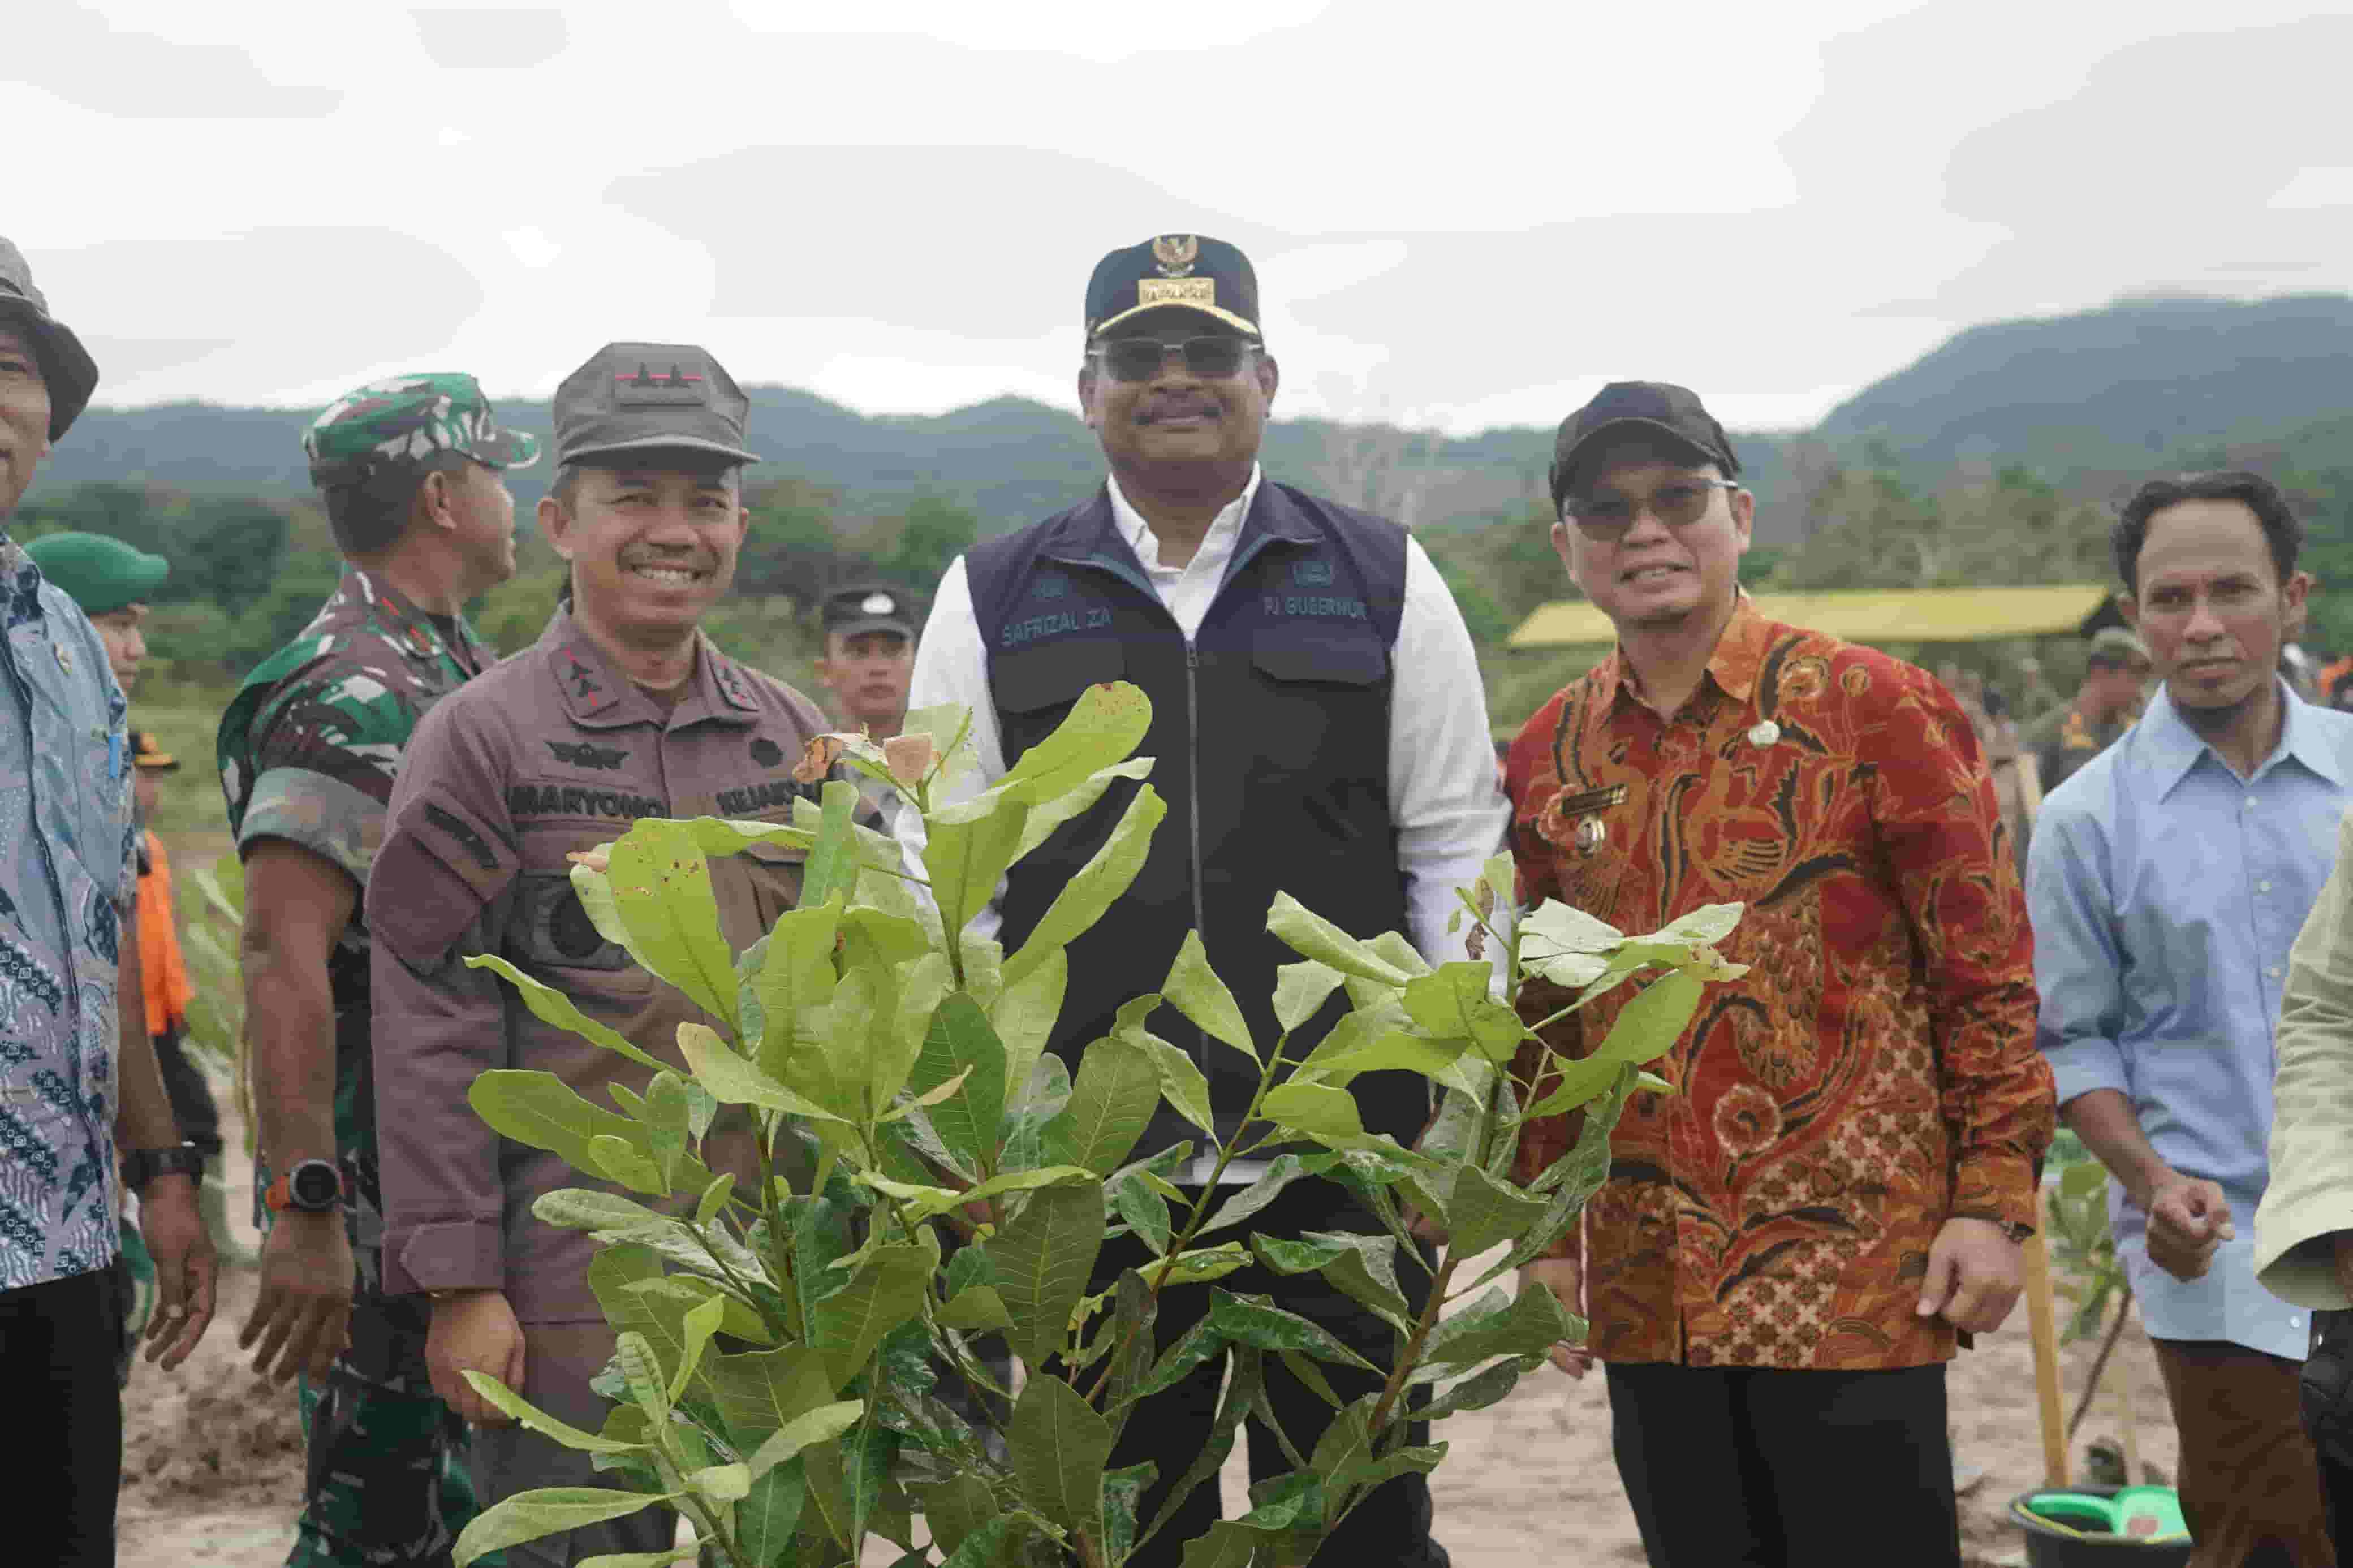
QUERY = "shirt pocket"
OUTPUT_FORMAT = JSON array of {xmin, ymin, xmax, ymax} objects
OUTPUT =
[
  {"xmin": 503, "ymin": 868, "xmax": 653, "ymax": 1001},
  {"xmin": 994, "ymin": 638, "xmax": 1127, "ymax": 735}
]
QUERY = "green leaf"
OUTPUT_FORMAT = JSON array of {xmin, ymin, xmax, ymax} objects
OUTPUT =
[
  {"xmin": 587, "ymin": 1135, "xmax": 666, "ymax": 1195},
  {"xmin": 531, "ymin": 1188, "xmax": 667, "ymax": 1233},
  {"xmin": 1003, "ymin": 780, "xmax": 1165, "ymax": 987},
  {"xmin": 1195, "ymin": 1152, "xmax": 1340, "ymax": 1238},
  {"xmin": 1163, "ymin": 930, "xmax": 1256, "ymax": 1061},
  {"xmin": 1105, "ymin": 1459, "xmax": 1158, "ymax": 1566},
  {"xmin": 798, "ymin": 778, "xmax": 862, "ymax": 911},
  {"xmin": 1400, "ymin": 962, "xmax": 1523, "ymax": 1062},
  {"xmin": 990, "ymin": 947, "xmax": 1067, "ymax": 1098},
  {"xmin": 1110, "ymin": 1171, "xmax": 1173, "ymax": 1256},
  {"xmin": 1178, "ymin": 1518, "xmax": 1273, "ymax": 1568},
  {"xmin": 1148, "ymin": 1243, "xmax": 1253, "ymax": 1288},
  {"xmin": 914, "ymin": 1473, "xmax": 994, "ymax": 1561},
  {"xmin": 615, "ymin": 1331, "xmax": 671, "ymax": 1422},
  {"xmin": 1423, "ymin": 1277, "xmax": 1579, "ymax": 1371},
  {"xmin": 1206, "ymin": 1290, "xmax": 1380, "ymax": 1373},
  {"xmin": 744, "ymin": 1399, "xmax": 865, "ymax": 1480},
  {"xmin": 808, "ymin": 1243, "xmax": 932, "ymax": 1392},
  {"xmin": 1266, "ymin": 892, "xmax": 1415, "ymax": 986},
  {"xmin": 1248, "ymin": 1230, "xmax": 1412, "ymax": 1332},
  {"xmin": 987, "ymin": 1181, "xmax": 1107, "ymax": 1370},
  {"xmin": 907, "ymin": 992, "xmax": 1009, "ymax": 1173},
  {"xmin": 674, "ymin": 1020, "xmax": 848, "ymax": 1122},
  {"xmin": 670, "ymin": 1293, "xmax": 726, "ymax": 1401},
  {"xmin": 1009, "ymin": 1372, "xmax": 1117, "ymax": 1536},
  {"xmin": 1300, "ymin": 1025, "xmax": 1470, "ymax": 1088},
  {"xmin": 854, "ymin": 1164, "xmax": 1094, "ymax": 1224},
  {"xmin": 1591, "ymin": 971, "xmax": 1705, "ymax": 1065},
  {"xmin": 467, "ymin": 1070, "xmax": 648, "ymax": 1174},
  {"xmin": 703, "ymin": 1345, "xmax": 835, "ymax": 1450},
  {"xmin": 749, "ymin": 901, "xmax": 841, "ymax": 1079},
  {"xmin": 1272, "ymin": 960, "xmax": 1347, "ymax": 1034},
  {"xmin": 1442, "ymin": 1165, "xmax": 1552, "ymax": 1258},
  {"xmin": 1011, "ymin": 754, "xmax": 1157, "ymax": 862},
  {"xmin": 875, "ymin": 952, "xmax": 955, "ymax": 1108},
  {"xmin": 937, "ymin": 1285, "xmax": 1012, "ymax": 1331},
  {"xmin": 999, "ymin": 680, "xmax": 1152, "ymax": 803},
  {"xmin": 938, "ymin": 1515, "xmax": 1020, "ymax": 1568},
  {"xmin": 686, "ymin": 1461, "xmax": 750, "ymax": 1502},
  {"xmin": 842, "ymin": 905, "xmax": 933, "ymax": 970},
  {"xmin": 1122, "ymin": 1016, "xmax": 1214, "ymax": 1137},
  {"xmin": 735, "ymin": 1457, "xmax": 807, "ymax": 1566},
  {"xmin": 453, "ymin": 1487, "xmax": 679, "ymax": 1566},
  {"xmin": 1419, "ymin": 1358, "xmax": 1533, "ymax": 1420},
  {"xmin": 924, "ymin": 784, "xmax": 1030, "ymax": 941},
  {"xmin": 1056, "ymin": 1034, "xmax": 1160, "ymax": 1176},
  {"xmin": 463, "ymin": 955, "xmax": 667, "ymax": 1072},
  {"xmin": 574, "ymin": 1550, "xmax": 701, "ymax": 1568},
  {"xmin": 1516, "ymin": 1050, "xmax": 1627, "ymax": 1122},
  {"xmin": 693, "ymin": 1173, "xmax": 735, "ymax": 1227},
  {"xmin": 605, "ymin": 819, "xmax": 738, "ymax": 1031},
  {"xmin": 457, "ymin": 1372, "xmax": 649, "ymax": 1455},
  {"xmin": 1260, "ymin": 1082, "xmax": 1364, "ymax": 1142}
]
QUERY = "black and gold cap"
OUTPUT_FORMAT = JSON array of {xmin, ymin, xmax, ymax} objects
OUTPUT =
[{"xmin": 1084, "ymin": 234, "xmax": 1261, "ymax": 342}]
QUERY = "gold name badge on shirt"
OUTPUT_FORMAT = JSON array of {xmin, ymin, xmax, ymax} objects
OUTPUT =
[{"xmin": 1554, "ymin": 782, "xmax": 1627, "ymax": 858}]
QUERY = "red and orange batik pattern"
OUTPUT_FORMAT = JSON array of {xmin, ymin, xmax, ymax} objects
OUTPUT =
[{"xmin": 1504, "ymin": 599, "xmax": 2054, "ymax": 1371}]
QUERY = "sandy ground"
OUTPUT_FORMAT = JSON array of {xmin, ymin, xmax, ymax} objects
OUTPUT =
[{"xmin": 119, "ymin": 1148, "xmax": 2178, "ymax": 1568}]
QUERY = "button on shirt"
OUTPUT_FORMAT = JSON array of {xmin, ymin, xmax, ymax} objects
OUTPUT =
[
  {"xmin": 0, "ymin": 542, "xmax": 135, "ymax": 1290},
  {"xmin": 2030, "ymin": 681, "xmax": 2353, "ymax": 1359}
]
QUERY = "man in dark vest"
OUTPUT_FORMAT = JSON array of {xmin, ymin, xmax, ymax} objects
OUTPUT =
[{"xmin": 900, "ymin": 233, "xmax": 1505, "ymax": 1567}]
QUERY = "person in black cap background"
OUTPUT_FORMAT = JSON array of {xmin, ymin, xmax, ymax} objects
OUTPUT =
[
  {"xmin": 901, "ymin": 234, "xmax": 1505, "ymax": 1567},
  {"xmin": 817, "ymin": 579, "xmax": 919, "ymax": 823},
  {"xmin": 368, "ymin": 341, "xmax": 847, "ymax": 1565},
  {"xmin": 0, "ymin": 235, "xmax": 216, "ymax": 1568},
  {"xmin": 1502, "ymin": 382, "xmax": 2053, "ymax": 1568}
]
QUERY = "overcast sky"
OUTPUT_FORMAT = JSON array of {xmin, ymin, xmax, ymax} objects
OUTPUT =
[{"xmin": 12, "ymin": 1, "xmax": 2350, "ymax": 435}]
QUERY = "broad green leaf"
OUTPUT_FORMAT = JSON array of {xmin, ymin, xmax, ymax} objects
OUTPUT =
[
  {"xmin": 674, "ymin": 1022, "xmax": 848, "ymax": 1123},
  {"xmin": 841, "ymin": 905, "xmax": 933, "ymax": 969},
  {"xmin": 907, "ymin": 992, "xmax": 1008, "ymax": 1172},
  {"xmin": 876, "ymin": 953, "xmax": 955, "ymax": 1107},
  {"xmin": 694, "ymin": 1172, "xmax": 735, "ymax": 1227},
  {"xmin": 1517, "ymin": 1049, "xmax": 1627, "ymax": 1122},
  {"xmin": 641, "ymin": 1072, "xmax": 689, "ymax": 1190},
  {"xmin": 1420, "ymin": 1358, "xmax": 1533, "ymax": 1419},
  {"xmin": 703, "ymin": 1345, "xmax": 835, "ymax": 1450},
  {"xmin": 735, "ymin": 1457, "xmax": 807, "ymax": 1566},
  {"xmin": 1056, "ymin": 1034, "xmax": 1160, "ymax": 1176},
  {"xmin": 937, "ymin": 1285, "xmax": 1012, "ymax": 1331},
  {"xmin": 531, "ymin": 1188, "xmax": 666, "ymax": 1233},
  {"xmin": 1272, "ymin": 960, "xmax": 1347, "ymax": 1034},
  {"xmin": 808, "ymin": 1243, "xmax": 932, "ymax": 1392},
  {"xmin": 900, "ymin": 701, "xmax": 982, "ymax": 791},
  {"xmin": 1206, "ymin": 1290, "xmax": 1380, "ymax": 1373},
  {"xmin": 1302, "ymin": 1026, "xmax": 1470, "ymax": 1088},
  {"xmin": 457, "ymin": 1372, "xmax": 648, "ymax": 1455},
  {"xmin": 1363, "ymin": 930, "xmax": 1435, "ymax": 982},
  {"xmin": 1009, "ymin": 1372, "xmax": 1117, "ymax": 1536},
  {"xmin": 915, "ymin": 1472, "xmax": 994, "ymax": 1561},
  {"xmin": 744, "ymin": 1399, "xmax": 865, "ymax": 1480},
  {"xmin": 1248, "ymin": 1229, "xmax": 1412, "ymax": 1331},
  {"xmin": 750, "ymin": 902, "xmax": 841, "ymax": 1079},
  {"xmin": 575, "ymin": 1550, "xmax": 701, "ymax": 1568},
  {"xmin": 1110, "ymin": 1171, "xmax": 1173, "ymax": 1255},
  {"xmin": 1163, "ymin": 930, "xmax": 1255, "ymax": 1061},
  {"xmin": 1441, "ymin": 1165, "xmax": 1552, "ymax": 1258},
  {"xmin": 1146, "ymin": 1243, "xmax": 1252, "ymax": 1288},
  {"xmin": 1649, "ymin": 902, "xmax": 1743, "ymax": 948},
  {"xmin": 464, "ymin": 955, "xmax": 665, "ymax": 1072},
  {"xmin": 1003, "ymin": 781, "xmax": 1165, "ymax": 987},
  {"xmin": 798, "ymin": 779, "xmax": 862, "ymax": 912},
  {"xmin": 467, "ymin": 1070, "xmax": 648, "ymax": 1174},
  {"xmin": 1178, "ymin": 1518, "xmax": 1274, "ymax": 1568},
  {"xmin": 938, "ymin": 1515, "xmax": 1019, "ymax": 1568},
  {"xmin": 999, "ymin": 680, "xmax": 1152, "ymax": 804},
  {"xmin": 999, "ymin": 1053, "xmax": 1074, "ymax": 1172},
  {"xmin": 990, "ymin": 947, "xmax": 1067, "ymax": 1097},
  {"xmin": 854, "ymin": 1164, "xmax": 1093, "ymax": 1224},
  {"xmin": 1266, "ymin": 892, "xmax": 1415, "ymax": 987},
  {"xmin": 1240, "ymin": 1471, "xmax": 1325, "ymax": 1530},
  {"xmin": 686, "ymin": 1462, "xmax": 750, "ymax": 1502},
  {"xmin": 1260, "ymin": 1082, "xmax": 1364, "ymax": 1142},
  {"xmin": 1105, "ymin": 1459, "xmax": 1158, "ymax": 1566},
  {"xmin": 924, "ymin": 785, "xmax": 1029, "ymax": 941},
  {"xmin": 1423, "ymin": 1277, "xmax": 1579, "ymax": 1371},
  {"xmin": 453, "ymin": 1487, "xmax": 679, "ymax": 1566},
  {"xmin": 1400, "ymin": 962, "xmax": 1523, "ymax": 1062},
  {"xmin": 670, "ymin": 1293, "xmax": 726, "ymax": 1401},
  {"xmin": 606, "ymin": 819, "xmax": 738, "ymax": 1031},
  {"xmin": 1592, "ymin": 971, "xmax": 1705, "ymax": 1065},
  {"xmin": 1196, "ymin": 1152, "xmax": 1341, "ymax": 1238},
  {"xmin": 1011, "ymin": 754, "xmax": 1156, "ymax": 862},
  {"xmin": 623, "ymin": 1275, "xmax": 774, "ymax": 1347},
  {"xmin": 615, "ymin": 1331, "xmax": 670, "ymax": 1421},
  {"xmin": 567, "ymin": 857, "xmax": 632, "ymax": 950},
  {"xmin": 987, "ymin": 1181, "xmax": 1106, "ymax": 1369},
  {"xmin": 1122, "ymin": 1014, "xmax": 1214, "ymax": 1136},
  {"xmin": 588, "ymin": 1135, "xmax": 666, "ymax": 1195}
]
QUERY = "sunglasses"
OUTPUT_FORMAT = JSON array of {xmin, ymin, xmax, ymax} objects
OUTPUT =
[
  {"xmin": 1563, "ymin": 478, "xmax": 1740, "ymax": 540},
  {"xmin": 1089, "ymin": 335, "xmax": 1258, "ymax": 383}
]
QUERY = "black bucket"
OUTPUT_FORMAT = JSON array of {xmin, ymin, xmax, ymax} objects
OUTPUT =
[{"xmin": 2009, "ymin": 1485, "xmax": 2193, "ymax": 1567}]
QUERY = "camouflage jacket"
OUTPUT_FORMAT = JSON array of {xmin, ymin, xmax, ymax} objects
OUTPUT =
[
  {"xmin": 216, "ymin": 568, "xmax": 492, "ymax": 1243},
  {"xmin": 0, "ymin": 539, "xmax": 136, "ymax": 1291}
]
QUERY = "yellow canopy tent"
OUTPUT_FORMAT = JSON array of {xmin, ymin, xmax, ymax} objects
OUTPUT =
[{"xmin": 1506, "ymin": 582, "xmax": 2119, "ymax": 649}]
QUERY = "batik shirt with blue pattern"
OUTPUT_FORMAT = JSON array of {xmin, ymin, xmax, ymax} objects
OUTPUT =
[{"xmin": 0, "ymin": 538, "xmax": 136, "ymax": 1291}]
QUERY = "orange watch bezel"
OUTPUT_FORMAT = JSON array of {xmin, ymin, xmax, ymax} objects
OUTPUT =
[{"xmin": 264, "ymin": 1162, "xmax": 343, "ymax": 1213}]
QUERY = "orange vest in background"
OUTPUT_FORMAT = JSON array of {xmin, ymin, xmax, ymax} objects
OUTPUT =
[{"xmin": 139, "ymin": 831, "xmax": 195, "ymax": 1035}]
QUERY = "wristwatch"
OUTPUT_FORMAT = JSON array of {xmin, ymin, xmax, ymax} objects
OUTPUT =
[
  {"xmin": 122, "ymin": 1142, "xmax": 205, "ymax": 1193},
  {"xmin": 263, "ymin": 1157, "xmax": 346, "ymax": 1215}
]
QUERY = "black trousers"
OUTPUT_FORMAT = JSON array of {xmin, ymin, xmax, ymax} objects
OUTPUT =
[
  {"xmin": 1606, "ymin": 1359, "xmax": 1959, "ymax": 1568},
  {"xmin": 1, "ymin": 1267, "xmax": 123, "ymax": 1567},
  {"xmin": 1089, "ymin": 1177, "xmax": 1448, "ymax": 1568}
]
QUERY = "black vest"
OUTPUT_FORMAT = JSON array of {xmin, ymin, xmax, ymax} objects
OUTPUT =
[{"xmin": 965, "ymin": 481, "xmax": 1419, "ymax": 1154}]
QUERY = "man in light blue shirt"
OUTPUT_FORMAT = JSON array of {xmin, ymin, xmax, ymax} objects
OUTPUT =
[{"xmin": 2032, "ymin": 469, "xmax": 2351, "ymax": 1567}]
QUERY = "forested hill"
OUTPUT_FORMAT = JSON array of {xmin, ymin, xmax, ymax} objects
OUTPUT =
[{"xmin": 1817, "ymin": 292, "xmax": 2353, "ymax": 484}]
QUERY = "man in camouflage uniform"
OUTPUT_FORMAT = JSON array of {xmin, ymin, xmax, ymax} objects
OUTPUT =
[
  {"xmin": 217, "ymin": 373, "xmax": 537, "ymax": 1567},
  {"xmin": 2024, "ymin": 625, "xmax": 2153, "ymax": 797}
]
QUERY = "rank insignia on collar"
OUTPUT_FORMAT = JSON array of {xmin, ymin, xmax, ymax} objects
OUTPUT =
[{"xmin": 1152, "ymin": 234, "xmax": 1199, "ymax": 278}]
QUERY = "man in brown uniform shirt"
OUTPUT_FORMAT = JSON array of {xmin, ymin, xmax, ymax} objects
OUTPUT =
[{"xmin": 366, "ymin": 343, "xmax": 835, "ymax": 1565}]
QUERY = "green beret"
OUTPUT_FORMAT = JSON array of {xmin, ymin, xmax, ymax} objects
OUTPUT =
[{"xmin": 24, "ymin": 532, "xmax": 168, "ymax": 617}]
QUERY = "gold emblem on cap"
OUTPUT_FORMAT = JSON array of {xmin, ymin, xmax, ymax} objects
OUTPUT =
[{"xmin": 1151, "ymin": 234, "xmax": 1200, "ymax": 278}]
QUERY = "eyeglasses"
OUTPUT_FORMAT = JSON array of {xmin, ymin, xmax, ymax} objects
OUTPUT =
[
  {"xmin": 1089, "ymin": 335, "xmax": 1257, "ymax": 383},
  {"xmin": 1563, "ymin": 478, "xmax": 1740, "ymax": 540}
]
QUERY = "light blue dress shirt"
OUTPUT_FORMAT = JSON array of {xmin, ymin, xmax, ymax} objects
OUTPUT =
[
  {"xmin": 0, "ymin": 541, "xmax": 135, "ymax": 1291},
  {"xmin": 2029, "ymin": 680, "xmax": 2353, "ymax": 1359}
]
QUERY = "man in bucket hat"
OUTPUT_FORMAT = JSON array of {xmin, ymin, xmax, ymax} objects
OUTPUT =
[
  {"xmin": 0, "ymin": 235, "xmax": 217, "ymax": 1568},
  {"xmin": 218, "ymin": 371, "xmax": 537, "ymax": 1566}
]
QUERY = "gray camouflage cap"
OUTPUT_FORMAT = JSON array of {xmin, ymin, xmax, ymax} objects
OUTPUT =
[
  {"xmin": 304, "ymin": 372, "xmax": 541, "ymax": 489},
  {"xmin": 0, "ymin": 237, "xmax": 100, "ymax": 440},
  {"xmin": 551, "ymin": 342, "xmax": 760, "ymax": 468}
]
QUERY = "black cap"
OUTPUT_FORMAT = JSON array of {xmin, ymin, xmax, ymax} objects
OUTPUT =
[
  {"xmin": 0, "ymin": 237, "xmax": 98, "ymax": 441},
  {"xmin": 551, "ymin": 342, "xmax": 761, "ymax": 468},
  {"xmin": 1085, "ymin": 234, "xmax": 1262, "ymax": 342},
  {"xmin": 1548, "ymin": 381, "xmax": 1740, "ymax": 511},
  {"xmin": 821, "ymin": 581, "xmax": 913, "ymax": 641}
]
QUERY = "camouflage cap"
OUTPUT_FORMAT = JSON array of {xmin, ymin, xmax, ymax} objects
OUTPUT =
[
  {"xmin": 0, "ymin": 236, "xmax": 100, "ymax": 440},
  {"xmin": 551, "ymin": 343, "xmax": 760, "ymax": 468},
  {"xmin": 303, "ymin": 372, "xmax": 541, "ymax": 490},
  {"xmin": 2087, "ymin": 625, "xmax": 2152, "ymax": 666}
]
